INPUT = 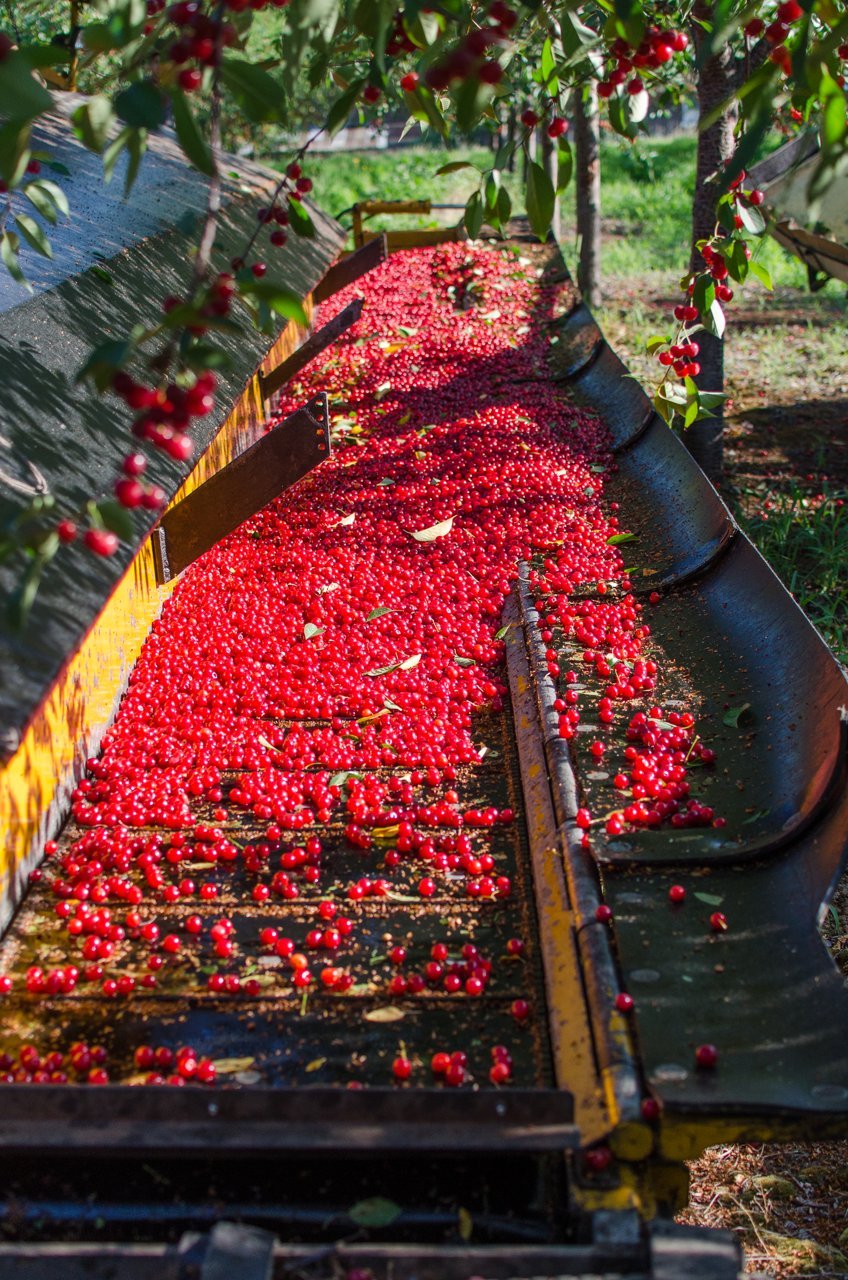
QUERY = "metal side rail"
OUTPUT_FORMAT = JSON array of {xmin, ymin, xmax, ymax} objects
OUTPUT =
[
  {"xmin": 0, "ymin": 1219, "xmax": 744, "ymax": 1279},
  {"xmin": 532, "ymin": 250, "xmax": 848, "ymax": 1149}
]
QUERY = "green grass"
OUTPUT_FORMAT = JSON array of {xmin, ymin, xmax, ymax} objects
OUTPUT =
[
  {"xmin": 736, "ymin": 487, "xmax": 848, "ymax": 662},
  {"xmin": 287, "ymin": 144, "xmax": 511, "ymax": 229}
]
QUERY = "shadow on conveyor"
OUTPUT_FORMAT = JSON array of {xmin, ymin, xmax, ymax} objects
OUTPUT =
[{"xmin": 546, "ymin": 264, "xmax": 848, "ymax": 1126}]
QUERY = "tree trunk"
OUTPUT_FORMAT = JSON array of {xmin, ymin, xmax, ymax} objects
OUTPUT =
[
  {"xmin": 574, "ymin": 81, "xmax": 601, "ymax": 310},
  {"xmin": 539, "ymin": 128, "xmax": 561, "ymax": 241},
  {"xmin": 687, "ymin": 0, "xmax": 737, "ymax": 482}
]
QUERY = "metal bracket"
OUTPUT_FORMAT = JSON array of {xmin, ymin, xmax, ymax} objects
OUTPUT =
[
  {"xmin": 314, "ymin": 234, "xmax": 387, "ymax": 304},
  {"xmin": 259, "ymin": 298, "xmax": 363, "ymax": 403},
  {"xmin": 153, "ymin": 394, "xmax": 329, "ymax": 584}
]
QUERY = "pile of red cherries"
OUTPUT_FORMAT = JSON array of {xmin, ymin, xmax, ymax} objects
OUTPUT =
[{"xmin": 3, "ymin": 242, "xmax": 720, "ymax": 1084}]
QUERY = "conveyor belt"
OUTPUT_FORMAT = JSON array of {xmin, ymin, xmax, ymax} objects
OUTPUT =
[{"xmin": 0, "ymin": 232, "xmax": 844, "ymax": 1274}]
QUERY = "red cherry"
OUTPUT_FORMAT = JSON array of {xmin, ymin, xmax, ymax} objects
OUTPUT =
[
  {"xmin": 511, "ymin": 999, "xmax": 530, "ymax": 1022},
  {"xmin": 392, "ymin": 1056, "xmax": 412, "ymax": 1080},
  {"xmin": 400, "ymin": 71, "xmax": 419, "ymax": 92},
  {"xmin": 57, "ymin": 519, "xmax": 77, "ymax": 543},
  {"xmin": 178, "ymin": 67, "xmax": 202, "ymax": 92},
  {"xmin": 84, "ymin": 529, "xmax": 119, "ymax": 556},
  {"xmin": 695, "ymin": 1043, "xmax": 718, "ymax": 1069}
]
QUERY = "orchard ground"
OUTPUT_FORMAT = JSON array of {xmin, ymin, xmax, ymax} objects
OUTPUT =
[{"xmin": 284, "ymin": 133, "xmax": 848, "ymax": 1278}]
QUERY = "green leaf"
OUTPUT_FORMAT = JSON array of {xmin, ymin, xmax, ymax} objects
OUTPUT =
[
  {"xmin": 723, "ymin": 703, "xmax": 751, "ymax": 728},
  {"xmin": 821, "ymin": 71, "xmax": 847, "ymax": 148},
  {"xmin": 303, "ymin": 622, "xmax": 324, "ymax": 639},
  {"xmin": 366, "ymin": 607, "xmax": 395, "ymax": 621},
  {"xmin": 748, "ymin": 260, "xmax": 773, "ymax": 291},
  {"xmin": 693, "ymin": 891, "xmax": 724, "ymax": 907},
  {"xmin": 405, "ymin": 83, "xmax": 448, "ymax": 139},
  {"xmin": 464, "ymin": 189, "xmax": 483, "ymax": 240},
  {"xmin": 627, "ymin": 87, "xmax": 650, "ymax": 125},
  {"xmin": 453, "ymin": 654, "xmax": 476, "ymax": 667},
  {"xmin": 737, "ymin": 201, "xmax": 765, "ymax": 235},
  {"xmin": 556, "ymin": 140, "xmax": 573, "ymax": 194},
  {"xmin": 170, "ymin": 88, "xmax": 214, "ymax": 175},
  {"xmin": 0, "ymin": 51, "xmax": 53, "ymax": 122},
  {"xmin": 0, "ymin": 120, "xmax": 32, "ymax": 186},
  {"xmin": 455, "ymin": 75, "xmax": 492, "ymax": 135},
  {"xmin": 6, "ymin": 556, "xmax": 46, "ymax": 631},
  {"xmin": 525, "ymin": 159, "xmax": 555, "ymax": 242},
  {"xmin": 76, "ymin": 339, "xmax": 132, "ymax": 389},
  {"xmin": 348, "ymin": 1197, "xmax": 403, "ymax": 1228},
  {"xmin": 114, "ymin": 81, "xmax": 166, "ymax": 130},
  {"xmin": 724, "ymin": 238, "xmax": 749, "ymax": 284},
  {"xmin": 221, "ymin": 57, "xmax": 285, "ymax": 124},
  {"xmin": 237, "ymin": 276, "xmax": 308, "ymax": 327},
  {"xmin": 434, "ymin": 160, "xmax": 477, "ymax": 176},
  {"xmin": 97, "ymin": 499, "xmax": 134, "ymax": 542},
  {"xmin": 27, "ymin": 178, "xmax": 68, "ymax": 219},
  {"xmin": 288, "ymin": 198, "xmax": 315, "ymax": 238},
  {"xmin": 20, "ymin": 42, "xmax": 70, "ymax": 68},
  {"xmin": 326, "ymin": 80, "xmax": 363, "ymax": 136},
  {"xmin": 71, "ymin": 96, "xmax": 115, "ymax": 153},
  {"xmin": 14, "ymin": 213, "xmax": 51, "ymax": 258},
  {"xmin": 102, "ymin": 126, "xmax": 131, "ymax": 185},
  {"xmin": 692, "ymin": 275, "xmax": 716, "ymax": 317},
  {"xmin": 606, "ymin": 531, "xmax": 637, "ymax": 545},
  {"xmin": 706, "ymin": 299, "xmax": 725, "ymax": 339},
  {"xmin": 329, "ymin": 770, "xmax": 363, "ymax": 788},
  {"xmin": 0, "ymin": 230, "xmax": 29, "ymax": 289},
  {"xmin": 24, "ymin": 181, "xmax": 57, "ymax": 224},
  {"xmin": 123, "ymin": 127, "xmax": 147, "ymax": 198},
  {"xmin": 646, "ymin": 334, "xmax": 669, "ymax": 355},
  {"xmin": 540, "ymin": 35, "xmax": 558, "ymax": 91}
]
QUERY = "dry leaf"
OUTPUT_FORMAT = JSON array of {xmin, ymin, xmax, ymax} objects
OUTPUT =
[
  {"xmin": 363, "ymin": 1006, "xmax": 406, "ymax": 1023},
  {"xmin": 408, "ymin": 516, "xmax": 455, "ymax": 542},
  {"xmin": 214, "ymin": 1057, "xmax": 256, "ymax": 1074}
]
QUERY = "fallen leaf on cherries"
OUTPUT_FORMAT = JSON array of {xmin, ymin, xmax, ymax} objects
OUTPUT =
[{"xmin": 408, "ymin": 516, "xmax": 455, "ymax": 542}]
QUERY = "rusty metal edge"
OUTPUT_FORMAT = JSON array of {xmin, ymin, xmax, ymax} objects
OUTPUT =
[
  {"xmin": 259, "ymin": 298, "xmax": 363, "ymax": 403},
  {"xmin": 514, "ymin": 570, "xmax": 646, "ymax": 1140},
  {"xmin": 314, "ymin": 234, "xmax": 388, "ymax": 305}
]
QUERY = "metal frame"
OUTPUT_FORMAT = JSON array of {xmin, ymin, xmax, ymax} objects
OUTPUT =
[{"xmin": 152, "ymin": 396, "xmax": 330, "ymax": 584}]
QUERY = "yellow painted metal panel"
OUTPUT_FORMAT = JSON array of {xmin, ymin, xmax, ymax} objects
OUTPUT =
[{"xmin": 0, "ymin": 311, "xmax": 311, "ymax": 929}]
